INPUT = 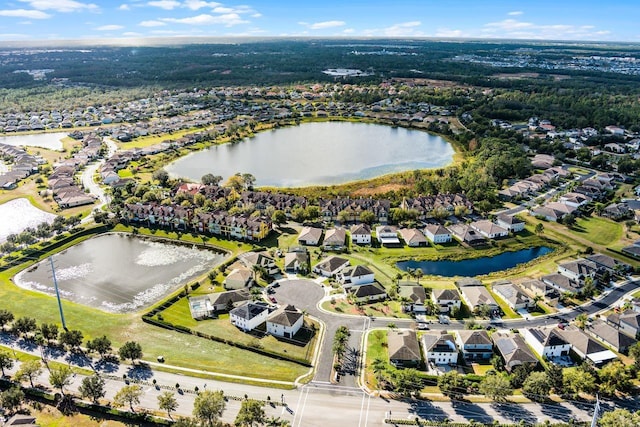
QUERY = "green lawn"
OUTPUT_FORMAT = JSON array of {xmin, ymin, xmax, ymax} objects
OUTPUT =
[
  {"xmin": 568, "ymin": 216, "xmax": 623, "ymax": 246},
  {"xmin": 364, "ymin": 329, "xmax": 389, "ymax": 388}
]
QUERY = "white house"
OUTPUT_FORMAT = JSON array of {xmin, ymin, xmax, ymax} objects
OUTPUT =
[
  {"xmin": 470, "ymin": 220, "xmax": 509, "ymax": 239},
  {"xmin": 350, "ymin": 282, "xmax": 387, "ymax": 303},
  {"xmin": 323, "ymin": 227, "xmax": 346, "ymax": 250},
  {"xmin": 398, "ymin": 228, "xmax": 428, "ymax": 247},
  {"xmin": 557, "ymin": 259, "xmax": 598, "ymax": 284},
  {"xmin": 492, "ymin": 282, "xmax": 534, "ymax": 311},
  {"xmin": 337, "ymin": 265, "xmax": 375, "ymax": 286},
  {"xmin": 350, "ymin": 223, "xmax": 372, "ymax": 245},
  {"xmin": 375, "ymin": 225, "xmax": 400, "ymax": 246},
  {"xmin": 495, "ymin": 214, "xmax": 525, "ymax": 233},
  {"xmin": 298, "ymin": 226, "xmax": 323, "ymax": 246},
  {"xmin": 431, "ymin": 289, "xmax": 461, "ymax": 313},
  {"xmin": 523, "ymin": 327, "xmax": 571, "ymax": 359},
  {"xmin": 313, "ymin": 256, "xmax": 350, "ymax": 277},
  {"xmin": 229, "ymin": 302, "xmax": 270, "ymax": 332},
  {"xmin": 421, "ymin": 333, "xmax": 458, "ymax": 365},
  {"xmin": 267, "ymin": 304, "xmax": 304, "ymax": 339},
  {"xmin": 424, "ymin": 224, "xmax": 452, "ymax": 244}
]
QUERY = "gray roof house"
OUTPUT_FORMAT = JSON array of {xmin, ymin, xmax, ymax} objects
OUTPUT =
[
  {"xmin": 398, "ymin": 228, "xmax": 428, "ymax": 247},
  {"xmin": 350, "ymin": 282, "xmax": 387, "ymax": 303},
  {"xmin": 606, "ymin": 309, "xmax": 640, "ymax": 339},
  {"xmin": 208, "ymin": 288, "xmax": 252, "ymax": 312},
  {"xmin": 388, "ymin": 330, "xmax": 422, "ymax": 368},
  {"xmin": 556, "ymin": 325, "xmax": 617, "ymax": 366},
  {"xmin": 492, "ymin": 281, "xmax": 534, "ymax": 310},
  {"xmin": 298, "ymin": 226, "xmax": 323, "ymax": 246},
  {"xmin": 455, "ymin": 330, "xmax": 493, "ymax": 361},
  {"xmin": 459, "ymin": 285, "xmax": 498, "ymax": 313},
  {"xmin": 421, "ymin": 332, "xmax": 458, "ymax": 365},
  {"xmin": 431, "ymin": 288, "xmax": 461, "ymax": 313},
  {"xmin": 492, "ymin": 332, "xmax": 538, "ymax": 372},
  {"xmin": 313, "ymin": 256, "xmax": 350, "ymax": 277},
  {"xmin": 398, "ymin": 285, "xmax": 427, "ymax": 313},
  {"xmin": 586, "ymin": 319, "xmax": 637, "ymax": 353},
  {"xmin": 323, "ymin": 227, "xmax": 346, "ymax": 250}
]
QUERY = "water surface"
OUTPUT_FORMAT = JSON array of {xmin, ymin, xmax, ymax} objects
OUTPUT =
[
  {"xmin": 0, "ymin": 132, "xmax": 67, "ymax": 151},
  {"xmin": 166, "ymin": 121, "xmax": 454, "ymax": 187},
  {"xmin": 0, "ymin": 198, "xmax": 57, "ymax": 243}
]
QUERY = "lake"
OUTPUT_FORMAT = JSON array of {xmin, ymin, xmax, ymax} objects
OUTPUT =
[
  {"xmin": 397, "ymin": 247, "xmax": 553, "ymax": 277},
  {"xmin": 14, "ymin": 233, "xmax": 226, "ymax": 313},
  {"xmin": 0, "ymin": 132, "xmax": 67, "ymax": 151},
  {"xmin": 165, "ymin": 121, "xmax": 455, "ymax": 187},
  {"xmin": 0, "ymin": 198, "xmax": 57, "ymax": 243}
]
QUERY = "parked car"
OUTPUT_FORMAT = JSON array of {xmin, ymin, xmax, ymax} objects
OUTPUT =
[
  {"xmin": 417, "ymin": 323, "xmax": 429, "ymax": 330},
  {"xmin": 269, "ymin": 296, "xmax": 277, "ymax": 303}
]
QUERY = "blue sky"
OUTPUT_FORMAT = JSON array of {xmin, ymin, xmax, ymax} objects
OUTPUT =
[{"xmin": 0, "ymin": 0, "xmax": 638, "ymax": 42}]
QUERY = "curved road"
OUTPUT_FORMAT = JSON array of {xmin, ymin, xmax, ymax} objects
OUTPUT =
[{"xmin": 80, "ymin": 137, "xmax": 118, "ymax": 224}]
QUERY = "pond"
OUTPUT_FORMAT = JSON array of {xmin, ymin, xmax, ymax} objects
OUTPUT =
[
  {"xmin": 397, "ymin": 246, "xmax": 553, "ymax": 278},
  {"xmin": 165, "ymin": 121, "xmax": 455, "ymax": 187},
  {"xmin": 0, "ymin": 198, "xmax": 57, "ymax": 243},
  {"xmin": 0, "ymin": 132, "xmax": 67, "ymax": 151},
  {"xmin": 14, "ymin": 233, "xmax": 226, "ymax": 313}
]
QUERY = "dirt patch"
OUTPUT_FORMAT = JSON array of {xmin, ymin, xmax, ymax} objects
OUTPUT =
[{"xmin": 352, "ymin": 183, "xmax": 411, "ymax": 197}]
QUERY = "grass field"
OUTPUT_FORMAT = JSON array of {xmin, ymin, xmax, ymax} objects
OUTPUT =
[
  {"xmin": 364, "ymin": 329, "xmax": 388, "ymax": 388},
  {"xmin": 569, "ymin": 216, "xmax": 623, "ymax": 246}
]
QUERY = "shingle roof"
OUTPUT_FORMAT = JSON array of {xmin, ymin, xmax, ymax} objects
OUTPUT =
[
  {"xmin": 388, "ymin": 330, "xmax": 421, "ymax": 362},
  {"xmin": 268, "ymin": 305, "xmax": 303, "ymax": 327}
]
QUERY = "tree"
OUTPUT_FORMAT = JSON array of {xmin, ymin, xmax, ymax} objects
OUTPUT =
[
  {"xmin": 391, "ymin": 368, "xmax": 424, "ymax": 396},
  {"xmin": 479, "ymin": 373, "xmax": 512, "ymax": 402},
  {"xmin": 510, "ymin": 363, "xmax": 535, "ymax": 388},
  {"xmin": 59, "ymin": 329, "xmax": 84, "ymax": 350},
  {"xmin": 152, "ymin": 169, "xmax": 170, "ymax": 186},
  {"xmin": 0, "ymin": 309, "xmax": 14, "ymax": 330},
  {"xmin": 575, "ymin": 313, "xmax": 588, "ymax": 329},
  {"xmin": 359, "ymin": 211, "xmax": 376, "ymax": 225},
  {"xmin": 598, "ymin": 361, "xmax": 632, "ymax": 396},
  {"xmin": 224, "ymin": 173, "xmax": 245, "ymax": 192},
  {"xmin": 438, "ymin": 371, "xmax": 466, "ymax": 400},
  {"xmin": 49, "ymin": 365, "xmax": 73, "ymax": 395},
  {"xmin": 0, "ymin": 387, "xmax": 24, "ymax": 414},
  {"xmin": 413, "ymin": 268, "xmax": 424, "ymax": 284},
  {"xmin": 13, "ymin": 316, "xmax": 36, "ymax": 337},
  {"xmin": 562, "ymin": 367, "xmax": 595, "ymax": 398},
  {"xmin": 158, "ymin": 391, "xmax": 179, "ymax": 419},
  {"xmin": 79, "ymin": 375, "xmax": 106, "ymax": 403},
  {"xmin": 193, "ymin": 389, "xmax": 226, "ymax": 427},
  {"xmin": 491, "ymin": 354, "xmax": 505, "ymax": 372},
  {"xmin": 629, "ymin": 342, "xmax": 640, "ymax": 368},
  {"xmin": 235, "ymin": 399, "xmax": 266, "ymax": 426},
  {"xmin": 521, "ymin": 371, "xmax": 551, "ymax": 402},
  {"xmin": 0, "ymin": 350, "xmax": 14, "ymax": 377},
  {"xmin": 201, "ymin": 174, "xmax": 223, "ymax": 186},
  {"xmin": 535, "ymin": 223, "xmax": 544, "ymax": 235},
  {"xmin": 119, "ymin": 341, "xmax": 143, "ymax": 364},
  {"xmin": 15, "ymin": 360, "xmax": 42, "ymax": 388},
  {"xmin": 598, "ymin": 408, "xmax": 640, "ymax": 427},
  {"xmin": 39, "ymin": 323, "xmax": 59, "ymax": 343},
  {"xmin": 271, "ymin": 210, "xmax": 287, "ymax": 227},
  {"xmin": 545, "ymin": 363, "xmax": 564, "ymax": 393},
  {"xmin": 114, "ymin": 384, "xmax": 143, "ymax": 412},
  {"xmin": 241, "ymin": 173, "xmax": 256, "ymax": 190},
  {"xmin": 86, "ymin": 335, "xmax": 112, "ymax": 358}
]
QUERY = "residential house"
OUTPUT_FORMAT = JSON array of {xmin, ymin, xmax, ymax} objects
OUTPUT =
[
  {"xmin": 602, "ymin": 203, "xmax": 631, "ymax": 220},
  {"xmin": 520, "ymin": 279, "xmax": 560, "ymax": 306},
  {"xmin": 541, "ymin": 273, "xmax": 581, "ymax": 295},
  {"xmin": 447, "ymin": 223, "xmax": 486, "ymax": 246},
  {"xmin": 421, "ymin": 332, "xmax": 458, "ymax": 365},
  {"xmin": 522, "ymin": 327, "xmax": 571, "ymax": 359},
  {"xmin": 223, "ymin": 268, "xmax": 253, "ymax": 290},
  {"xmin": 188, "ymin": 295, "xmax": 213, "ymax": 320},
  {"xmin": 559, "ymin": 192, "xmax": 591, "ymax": 208},
  {"xmin": 431, "ymin": 288, "xmax": 461, "ymax": 313},
  {"xmin": 586, "ymin": 320, "xmax": 637, "ymax": 353},
  {"xmin": 239, "ymin": 251, "xmax": 280, "ymax": 276},
  {"xmin": 455, "ymin": 330, "xmax": 493, "ymax": 361},
  {"xmin": 350, "ymin": 223, "xmax": 372, "ymax": 245},
  {"xmin": 399, "ymin": 228, "xmax": 428, "ymax": 247},
  {"xmin": 557, "ymin": 259, "xmax": 598, "ymax": 285},
  {"xmin": 556, "ymin": 325, "xmax": 617, "ymax": 366},
  {"xmin": 267, "ymin": 304, "xmax": 304, "ymax": 339},
  {"xmin": 607, "ymin": 310, "xmax": 640, "ymax": 339},
  {"xmin": 284, "ymin": 251, "xmax": 309, "ymax": 273},
  {"xmin": 586, "ymin": 253, "xmax": 631, "ymax": 276},
  {"xmin": 208, "ymin": 288, "xmax": 251, "ymax": 312},
  {"xmin": 388, "ymin": 330, "xmax": 422, "ymax": 368},
  {"xmin": 298, "ymin": 226, "xmax": 323, "ymax": 246},
  {"xmin": 424, "ymin": 224, "xmax": 452, "ymax": 244},
  {"xmin": 229, "ymin": 302, "xmax": 270, "ymax": 332},
  {"xmin": 375, "ymin": 225, "xmax": 401, "ymax": 247},
  {"xmin": 3, "ymin": 415, "xmax": 38, "ymax": 427},
  {"xmin": 349, "ymin": 282, "xmax": 387, "ymax": 303},
  {"xmin": 323, "ymin": 227, "xmax": 346, "ymax": 250},
  {"xmin": 313, "ymin": 256, "xmax": 350, "ymax": 277},
  {"xmin": 338, "ymin": 265, "xmax": 375, "ymax": 286},
  {"xmin": 496, "ymin": 214, "xmax": 525, "ymax": 233},
  {"xmin": 492, "ymin": 332, "xmax": 538, "ymax": 372},
  {"xmin": 458, "ymin": 285, "xmax": 498, "ymax": 313},
  {"xmin": 492, "ymin": 281, "xmax": 534, "ymax": 311},
  {"xmin": 398, "ymin": 285, "xmax": 427, "ymax": 313},
  {"xmin": 318, "ymin": 197, "xmax": 390, "ymax": 224},
  {"xmin": 470, "ymin": 220, "xmax": 509, "ymax": 239},
  {"xmin": 400, "ymin": 193, "xmax": 473, "ymax": 220}
]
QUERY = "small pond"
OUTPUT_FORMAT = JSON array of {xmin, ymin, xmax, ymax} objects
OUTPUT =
[
  {"xmin": 14, "ymin": 233, "xmax": 225, "ymax": 313},
  {"xmin": 397, "ymin": 246, "xmax": 553, "ymax": 277},
  {"xmin": 0, "ymin": 198, "xmax": 57, "ymax": 243},
  {"xmin": 0, "ymin": 132, "xmax": 67, "ymax": 151},
  {"xmin": 165, "ymin": 121, "xmax": 455, "ymax": 187}
]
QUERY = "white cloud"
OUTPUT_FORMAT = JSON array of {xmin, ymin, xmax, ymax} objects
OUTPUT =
[
  {"xmin": 251, "ymin": 13, "xmax": 261, "ymax": 18},
  {"xmin": 148, "ymin": 0, "xmax": 180, "ymax": 10},
  {"xmin": 184, "ymin": 0, "xmax": 221, "ymax": 10},
  {"xmin": 364, "ymin": 21, "xmax": 423, "ymax": 37},
  {"xmin": 122, "ymin": 31, "xmax": 142, "ymax": 36},
  {"xmin": 342, "ymin": 28, "xmax": 355, "ymax": 34},
  {"xmin": 119, "ymin": 4, "xmax": 130, "ymax": 10},
  {"xmin": 139, "ymin": 20, "xmax": 166, "ymax": 27},
  {"xmin": 302, "ymin": 20, "xmax": 346, "ymax": 30},
  {"xmin": 0, "ymin": 9, "xmax": 50, "ymax": 19},
  {"xmin": 212, "ymin": 5, "xmax": 255, "ymax": 14},
  {"xmin": 0, "ymin": 33, "xmax": 30, "ymax": 39},
  {"xmin": 508, "ymin": 11, "xmax": 523, "ymax": 16},
  {"xmin": 19, "ymin": 0, "xmax": 98, "ymax": 12},
  {"xmin": 97, "ymin": 24, "xmax": 124, "ymax": 31},
  {"xmin": 435, "ymin": 28, "xmax": 467, "ymax": 38},
  {"xmin": 482, "ymin": 18, "xmax": 611, "ymax": 40},
  {"xmin": 162, "ymin": 13, "xmax": 247, "ymax": 26}
]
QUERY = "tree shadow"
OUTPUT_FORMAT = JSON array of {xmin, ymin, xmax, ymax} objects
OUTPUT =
[
  {"xmin": 64, "ymin": 351, "xmax": 92, "ymax": 368},
  {"xmin": 127, "ymin": 362, "xmax": 153, "ymax": 381},
  {"xmin": 93, "ymin": 355, "xmax": 120, "ymax": 373},
  {"xmin": 16, "ymin": 337, "xmax": 37, "ymax": 352},
  {"xmin": 451, "ymin": 400, "xmax": 492, "ymax": 423},
  {"xmin": 406, "ymin": 399, "xmax": 449, "ymax": 421},
  {"xmin": 491, "ymin": 402, "xmax": 537, "ymax": 424},
  {"xmin": 540, "ymin": 402, "xmax": 574, "ymax": 422}
]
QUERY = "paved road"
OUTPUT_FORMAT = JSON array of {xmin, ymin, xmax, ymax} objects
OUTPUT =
[{"xmin": 80, "ymin": 137, "xmax": 118, "ymax": 224}]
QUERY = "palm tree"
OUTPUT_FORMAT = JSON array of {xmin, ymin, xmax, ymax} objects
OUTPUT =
[{"xmin": 413, "ymin": 268, "xmax": 424, "ymax": 285}]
